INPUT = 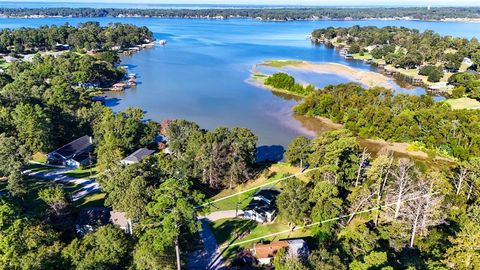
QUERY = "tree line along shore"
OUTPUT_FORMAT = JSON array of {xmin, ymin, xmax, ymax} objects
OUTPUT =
[
  {"xmin": 0, "ymin": 22, "xmax": 480, "ymax": 270},
  {"xmin": 0, "ymin": 7, "xmax": 480, "ymax": 21}
]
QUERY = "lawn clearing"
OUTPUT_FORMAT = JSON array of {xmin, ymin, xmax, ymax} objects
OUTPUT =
[
  {"xmin": 26, "ymin": 162, "xmax": 57, "ymax": 173},
  {"xmin": 445, "ymin": 97, "xmax": 480, "ymax": 110},
  {"xmin": 262, "ymin": 59, "xmax": 304, "ymax": 68},
  {"xmin": 64, "ymin": 166, "xmax": 98, "ymax": 178},
  {"xmin": 74, "ymin": 192, "xmax": 106, "ymax": 209}
]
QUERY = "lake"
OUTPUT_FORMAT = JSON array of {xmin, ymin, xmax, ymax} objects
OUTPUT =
[{"xmin": 2, "ymin": 17, "xmax": 480, "ymax": 146}]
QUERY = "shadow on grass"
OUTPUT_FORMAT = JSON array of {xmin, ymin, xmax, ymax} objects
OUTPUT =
[{"xmin": 210, "ymin": 219, "xmax": 258, "ymax": 264}]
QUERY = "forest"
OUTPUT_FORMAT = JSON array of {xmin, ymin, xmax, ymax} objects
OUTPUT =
[
  {"xmin": 293, "ymin": 83, "xmax": 480, "ymax": 160},
  {"xmin": 0, "ymin": 23, "xmax": 479, "ymax": 270},
  {"xmin": 312, "ymin": 26, "xmax": 480, "ymax": 91},
  {"xmin": 0, "ymin": 22, "xmax": 153, "ymax": 54},
  {"xmin": 0, "ymin": 7, "xmax": 480, "ymax": 21}
]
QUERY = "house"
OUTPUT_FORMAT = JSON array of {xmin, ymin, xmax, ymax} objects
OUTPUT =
[
  {"xmin": 120, "ymin": 148, "xmax": 155, "ymax": 165},
  {"xmin": 243, "ymin": 188, "xmax": 280, "ymax": 223},
  {"xmin": 47, "ymin": 135, "xmax": 93, "ymax": 167},
  {"xmin": 110, "ymin": 211, "xmax": 133, "ymax": 235},
  {"xmin": 253, "ymin": 239, "xmax": 309, "ymax": 265},
  {"xmin": 110, "ymin": 82, "xmax": 126, "ymax": 91}
]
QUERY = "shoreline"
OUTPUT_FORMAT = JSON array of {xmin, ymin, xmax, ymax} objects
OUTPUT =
[
  {"xmin": 1, "ymin": 14, "xmax": 480, "ymax": 23},
  {"xmin": 255, "ymin": 60, "xmax": 395, "ymax": 89},
  {"xmin": 249, "ymin": 60, "xmax": 454, "ymax": 164}
]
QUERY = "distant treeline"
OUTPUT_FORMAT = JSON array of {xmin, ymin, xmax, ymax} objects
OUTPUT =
[
  {"xmin": 0, "ymin": 22, "xmax": 153, "ymax": 54},
  {"xmin": 1, "ymin": 7, "xmax": 480, "ymax": 21}
]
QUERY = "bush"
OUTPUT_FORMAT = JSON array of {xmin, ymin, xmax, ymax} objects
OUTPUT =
[
  {"xmin": 349, "ymin": 44, "xmax": 361, "ymax": 54},
  {"xmin": 419, "ymin": 65, "xmax": 444, "ymax": 82},
  {"xmin": 451, "ymin": 86, "xmax": 466, "ymax": 98}
]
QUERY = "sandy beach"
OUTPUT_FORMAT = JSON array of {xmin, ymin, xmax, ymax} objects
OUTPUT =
[{"xmin": 260, "ymin": 61, "xmax": 394, "ymax": 89}]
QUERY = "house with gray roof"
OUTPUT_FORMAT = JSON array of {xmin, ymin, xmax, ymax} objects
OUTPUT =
[
  {"xmin": 120, "ymin": 148, "xmax": 155, "ymax": 165},
  {"xmin": 47, "ymin": 135, "xmax": 93, "ymax": 168}
]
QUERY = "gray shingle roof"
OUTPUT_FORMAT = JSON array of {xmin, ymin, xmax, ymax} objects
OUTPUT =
[
  {"xmin": 122, "ymin": 148, "xmax": 155, "ymax": 163},
  {"xmin": 52, "ymin": 135, "xmax": 92, "ymax": 158}
]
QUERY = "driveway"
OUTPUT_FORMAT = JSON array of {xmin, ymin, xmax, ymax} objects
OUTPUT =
[
  {"xmin": 203, "ymin": 210, "xmax": 243, "ymax": 222},
  {"xmin": 26, "ymin": 165, "xmax": 100, "ymax": 201},
  {"xmin": 187, "ymin": 218, "xmax": 226, "ymax": 270}
]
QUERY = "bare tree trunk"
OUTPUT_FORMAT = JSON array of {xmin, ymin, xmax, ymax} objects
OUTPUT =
[
  {"xmin": 347, "ymin": 192, "xmax": 375, "ymax": 224},
  {"xmin": 455, "ymin": 168, "xmax": 468, "ymax": 195},
  {"xmin": 375, "ymin": 156, "xmax": 393, "ymax": 226},
  {"xmin": 467, "ymin": 182, "xmax": 474, "ymax": 201},
  {"xmin": 410, "ymin": 202, "xmax": 422, "ymax": 248},
  {"xmin": 175, "ymin": 237, "xmax": 181, "ymax": 270},
  {"xmin": 355, "ymin": 148, "xmax": 370, "ymax": 187}
]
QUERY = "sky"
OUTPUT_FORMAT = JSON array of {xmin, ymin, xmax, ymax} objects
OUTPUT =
[{"xmin": 3, "ymin": 0, "xmax": 479, "ymax": 7}]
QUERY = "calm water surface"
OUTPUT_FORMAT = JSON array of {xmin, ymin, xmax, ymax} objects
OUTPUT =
[{"xmin": 2, "ymin": 17, "xmax": 480, "ymax": 146}]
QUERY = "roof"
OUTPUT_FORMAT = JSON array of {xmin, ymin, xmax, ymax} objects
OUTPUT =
[
  {"xmin": 253, "ymin": 189, "xmax": 280, "ymax": 203},
  {"xmin": 254, "ymin": 241, "xmax": 289, "ymax": 259},
  {"xmin": 51, "ymin": 135, "xmax": 92, "ymax": 158},
  {"xmin": 122, "ymin": 148, "xmax": 155, "ymax": 163},
  {"xmin": 71, "ymin": 151, "xmax": 91, "ymax": 163},
  {"xmin": 110, "ymin": 211, "xmax": 129, "ymax": 228}
]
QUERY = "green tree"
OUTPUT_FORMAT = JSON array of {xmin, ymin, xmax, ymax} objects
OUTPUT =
[
  {"xmin": 285, "ymin": 136, "xmax": 311, "ymax": 168},
  {"xmin": 309, "ymin": 181, "xmax": 343, "ymax": 239},
  {"xmin": 0, "ymin": 134, "xmax": 30, "ymax": 196},
  {"xmin": 62, "ymin": 225, "xmax": 132, "ymax": 270},
  {"xmin": 11, "ymin": 103, "xmax": 51, "ymax": 152},
  {"xmin": 38, "ymin": 185, "xmax": 69, "ymax": 216},
  {"xmin": 444, "ymin": 221, "xmax": 480, "ymax": 270},
  {"xmin": 276, "ymin": 177, "xmax": 310, "ymax": 225},
  {"xmin": 141, "ymin": 178, "xmax": 203, "ymax": 267}
]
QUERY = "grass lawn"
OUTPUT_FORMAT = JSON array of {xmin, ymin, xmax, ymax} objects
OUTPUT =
[
  {"xmin": 26, "ymin": 163, "xmax": 57, "ymax": 173},
  {"xmin": 262, "ymin": 59, "xmax": 304, "ymax": 68},
  {"xmin": 445, "ymin": 98, "xmax": 480, "ymax": 110},
  {"xmin": 73, "ymin": 192, "xmax": 106, "ymax": 209},
  {"xmin": 352, "ymin": 53, "xmax": 372, "ymax": 60},
  {"xmin": 203, "ymin": 163, "xmax": 305, "ymax": 212},
  {"xmin": 211, "ymin": 217, "xmax": 313, "ymax": 261},
  {"xmin": 64, "ymin": 166, "xmax": 98, "ymax": 178},
  {"xmin": 31, "ymin": 152, "xmax": 47, "ymax": 163}
]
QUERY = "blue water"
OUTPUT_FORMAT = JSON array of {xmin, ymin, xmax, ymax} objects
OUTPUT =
[{"xmin": 1, "ymin": 17, "xmax": 479, "ymax": 146}]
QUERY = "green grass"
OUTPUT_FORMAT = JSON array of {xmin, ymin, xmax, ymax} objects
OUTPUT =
[
  {"xmin": 263, "ymin": 60, "xmax": 303, "ymax": 68},
  {"xmin": 210, "ymin": 217, "xmax": 313, "ymax": 261},
  {"xmin": 64, "ymin": 166, "xmax": 98, "ymax": 178},
  {"xmin": 205, "ymin": 172, "xmax": 289, "ymax": 212},
  {"xmin": 26, "ymin": 163, "xmax": 57, "ymax": 173},
  {"xmin": 352, "ymin": 52, "xmax": 373, "ymax": 60},
  {"xmin": 31, "ymin": 152, "xmax": 47, "ymax": 163},
  {"xmin": 445, "ymin": 98, "xmax": 480, "ymax": 110},
  {"xmin": 74, "ymin": 192, "xmax": 106, "ymax": 209}
]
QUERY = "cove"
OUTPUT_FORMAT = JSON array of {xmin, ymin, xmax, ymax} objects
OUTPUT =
[{"xmin": 2, "ymin": 17, "xmax": 480, "ymax": 147}]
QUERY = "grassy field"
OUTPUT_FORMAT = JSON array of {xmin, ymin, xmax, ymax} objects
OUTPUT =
[
  {"xmin": 262, "ymin": 59, "xmax": 304, "ymax": 68},
  {"xmin": 203, "ymin": 163, "xmax": 305, "ymax": 212},
  {"xmin": 26, "ymin": 163, "xmax": 57, "ymax": 173},
  {"xmin": 211, "ymin": 217, "xmax": 313, "ymax": 260},
  {"xmin": 73, "ymin": 192, "xmax": 106, "ymax": 209},
  {"xmin": 64, "ymin": 166, "xmax": 98, "ymax": 178},
  {"xmin": 31, "ymin": 152, "xmax": 47, "ymax": 163},
  {"xmin": 445, "ymin": 98, "xmax": 480, "ymax": 110},
  {"xmin": 352, "ymin": 52, "xmax": 372, "ymax": 60}
]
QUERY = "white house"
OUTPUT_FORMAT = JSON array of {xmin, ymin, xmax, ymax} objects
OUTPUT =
[
  {"xmin": 120, "ymin": 148, "xmax": 155, "ymax": 165},
  {"xmin": 47, "ymin": 135, "xmax": 93, "ymax": 168}
]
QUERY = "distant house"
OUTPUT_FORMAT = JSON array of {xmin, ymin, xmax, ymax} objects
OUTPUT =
[
  {"xmin": 75, "ymin": 208, "xmax": 133, "ymax": 236},
  {"xmin": 47, "ymin": 135, "xmax": 93, "ymax": 168},
  {"xmin": 243, "ymin": 188, "xmax": 280, "ymax": 223},
  {"xmin": 120, "ymin": 148, "xmax": 155, "ymax": 165},
  {"xmin": 110, "ymin": 211, "xmax": 133, "ymax": 235},
  {"xmin": 110, "ymin": 82, "xmax": 126, "ymax": 91},
  {"xmin": 253, "ymin": 239, "xmax": 309, "ymax": 265}
]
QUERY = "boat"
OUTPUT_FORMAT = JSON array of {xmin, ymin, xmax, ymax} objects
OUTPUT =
[{"xmin": 158, "ymin": 40, "xmax": 167, "ymax": 46}]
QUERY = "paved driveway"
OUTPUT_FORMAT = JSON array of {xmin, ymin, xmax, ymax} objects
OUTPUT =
[
  {"xmin": 26, "ymin": 165, "xmax": 100, "ymax": 201},
  {"xmin": 187, "ymin": 218, "xmax": 226, "ymax": 270}
]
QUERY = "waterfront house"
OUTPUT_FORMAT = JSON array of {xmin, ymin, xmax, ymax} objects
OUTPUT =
[
  {"xmin": 243, "ymin": 188, "xmax": 280, "ymax": 223},
  {"xmin": 111, "ymin": 82, "xmax": 126, "ymax": 91},
  {"xmin": 120, "ymin": 148, "xmax": 155, "ymax": 165},
  {"xmin": 46, "ymin": 135, "xmax": 93, "ymax": 167},
  {"xmin": 253, "ymin": 239, "xmax": 309, "ymax": 265}
]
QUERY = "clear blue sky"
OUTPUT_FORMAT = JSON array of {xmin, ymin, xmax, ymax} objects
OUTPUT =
[{"xmin": 4, "ymin": 0, "xmax": 480, "ymax": 7}]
